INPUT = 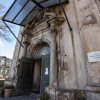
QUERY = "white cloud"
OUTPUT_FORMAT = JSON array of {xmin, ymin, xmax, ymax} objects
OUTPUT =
[
  {"xmin": 0, "ymin": 39, "xmax": 4, "ymax": 47},
  {"xmin": 0, "ymin": 50, "xmax": 13, "ymax": 59}
]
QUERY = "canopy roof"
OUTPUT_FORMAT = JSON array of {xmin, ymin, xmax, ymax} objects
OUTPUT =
[{"xmin": 2, "ymin": 0, "xmax": 69, "ymax": 27}]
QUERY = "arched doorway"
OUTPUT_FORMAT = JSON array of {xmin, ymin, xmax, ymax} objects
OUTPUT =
[{"xmin": 31, "ymin": 42, "xmax": 50, "ymax": 95}]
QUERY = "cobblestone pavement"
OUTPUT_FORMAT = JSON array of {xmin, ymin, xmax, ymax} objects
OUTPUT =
[{"xmin": 0, "ymin": 94, "xmax": 38, "ymax": 100}]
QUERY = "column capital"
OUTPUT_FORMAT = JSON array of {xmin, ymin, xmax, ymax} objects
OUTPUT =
[
  {"xmin": 23, "ymin": 41, "xmax": 30, "ymax": 47},
  {"xmin": 22, "ymin": 41, "xmax": 30, "ymax": 57}
]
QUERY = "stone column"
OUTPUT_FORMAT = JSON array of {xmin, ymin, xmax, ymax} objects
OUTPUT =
[{"xmin": 50, "ymin": 29, "xmax": 57, "ymax": 85}]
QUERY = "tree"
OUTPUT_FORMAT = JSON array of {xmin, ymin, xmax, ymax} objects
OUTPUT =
[{"xmin": 0, "ymin": 4, "xmax": 12, "ymax": 42}]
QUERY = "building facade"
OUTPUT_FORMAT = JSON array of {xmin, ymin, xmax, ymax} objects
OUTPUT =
[
  {"xmin": 7, "ymin": 0, "xmax": 100, "ymax": 99},
  {"xmin": 0, "ymin": 56, "xmax": 12, "ymax": 80}
]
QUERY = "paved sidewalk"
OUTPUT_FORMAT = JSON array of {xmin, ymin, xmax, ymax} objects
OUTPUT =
[{"xmin": 0, "ymin": 93, "xmax": 38, "ymax": 100}]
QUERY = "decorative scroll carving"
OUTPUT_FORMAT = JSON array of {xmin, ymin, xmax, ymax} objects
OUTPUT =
[
  {"xmin": 79, "ymin": 4, "xmax": 97, "ymax": 28},
  {"xmin": 83, "ymin": 14, "xmax": 97, "ymax": 25}
]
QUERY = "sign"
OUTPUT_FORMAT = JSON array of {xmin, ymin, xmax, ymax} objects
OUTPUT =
[
  {"xmin": 87, "ymin": 51, "xmax": 100, "ymax": 62},
  {"xmin": 45, "ymin": 68, "xmax": 48, "ymax": 75}
]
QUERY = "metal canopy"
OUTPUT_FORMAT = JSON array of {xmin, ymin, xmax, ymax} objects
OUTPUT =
[
  {"xmin": 2, "ymin": 0, "xmax": 69, "ymax": 27},
  {"xmin": 41, "ymin": 0, "xmax": 69, "ymax": 8}
]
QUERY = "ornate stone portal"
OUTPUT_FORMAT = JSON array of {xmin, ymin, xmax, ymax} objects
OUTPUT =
[
  {"xmin": 16, "ymin": 41, "xmax": 51, "ymax": 95},
  {"xmin": 30, "ymin": 42, "xmax": 51, "ymax": 95},
  {"xmin": 15, "ymin": 13, "xmax": 65, "ymax": 96}
]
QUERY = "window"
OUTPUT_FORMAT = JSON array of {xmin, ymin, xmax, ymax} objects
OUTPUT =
[{"xmin": 1, "ymin": 60, "xmax": 4, "ymax": 65}]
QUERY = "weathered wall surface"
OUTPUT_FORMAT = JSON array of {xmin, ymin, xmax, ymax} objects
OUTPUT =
[
  {"xmin": 73, "ymin": 0, "xmax": 100, "ymax": 99},
  {"xmin": 26, "ymin": 0, "xmax": 89, "ymax": 95},
  {"xmin": 8, "ymin": 0, "xmax": 100, "ymax": 99},
  {"xmin": 58, "ymin": 0, "xmax": 88, "ymax": 89},
  {"xmin": 75, "ymin": 0, "xmax": 100, "ymax": 86}
]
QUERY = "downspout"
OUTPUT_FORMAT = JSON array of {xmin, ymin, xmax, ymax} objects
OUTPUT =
[
  {"xmin": 58, "ymin": 0, "xmax": 72, "ymax": 31},
  {"xmin": 58, "ymin": 0, "xmax": 79, "ymax": 88}
]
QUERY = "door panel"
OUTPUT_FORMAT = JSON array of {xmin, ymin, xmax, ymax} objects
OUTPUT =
[
  {"xmin": 40, "ymin": 54, "xmax": 50, "ymax": 95},
  {"xmin": 16, "ymin": 57, "xmax": 34, "ymax": 95}
]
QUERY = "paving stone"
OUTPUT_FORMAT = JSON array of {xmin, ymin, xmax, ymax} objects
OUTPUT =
[{"xmin": 0, "ymin": 93, "xmax": 38, "ymax": 100}]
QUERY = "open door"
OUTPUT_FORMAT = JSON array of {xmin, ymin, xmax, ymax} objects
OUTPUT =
[
  {"xmin": 33, "ymin": 59, "xmax": 42, "ymax": 93},
  {"xmin": 16, "ymin": 57, "xmax": 35, "ymax": 95}
]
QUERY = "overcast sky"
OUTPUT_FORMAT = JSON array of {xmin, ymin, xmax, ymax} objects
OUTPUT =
[{"xmin": 0, "ymin": 0, "xmax": 20, "ymax": 59}]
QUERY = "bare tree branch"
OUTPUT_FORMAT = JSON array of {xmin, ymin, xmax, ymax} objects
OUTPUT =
[{"xmin": 0, "ymin": 4, "xmax": 13, "ymax": 42}]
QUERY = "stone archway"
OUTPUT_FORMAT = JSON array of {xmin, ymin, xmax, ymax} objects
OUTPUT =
[
  {"xmin": 16, "ymin": 30, "xmax": 57, "ymax": 95},
  {"xmin": 29, "ymin": 31, "xmax": 57, "ymax": 86},
  {"xmin": 31, "ymin": 42, "xmax": 51, "ymax": 95}
]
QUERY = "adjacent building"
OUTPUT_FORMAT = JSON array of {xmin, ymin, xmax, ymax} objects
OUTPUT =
[{"xmin": 0, "ymin": 56, "xmax": 12, "ymax": 80}]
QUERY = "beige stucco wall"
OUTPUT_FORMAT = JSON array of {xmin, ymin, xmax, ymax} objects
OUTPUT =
[{"xmin": 75, "ymin": 0, "xmax": 100, "ymax": 85}]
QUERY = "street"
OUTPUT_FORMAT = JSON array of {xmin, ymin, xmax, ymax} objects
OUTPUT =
[{"xmin": 0, "ymin": 93, "xmax": 38, "ymax": 100}]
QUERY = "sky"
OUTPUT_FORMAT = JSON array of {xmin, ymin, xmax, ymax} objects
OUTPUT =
[{"xmin": 0, "ymin": 0, "xmax": 20, "ymax": 59}]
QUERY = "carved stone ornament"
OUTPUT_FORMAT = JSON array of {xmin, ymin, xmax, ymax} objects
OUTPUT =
[{"xmin": 83, "ymin": 14, "xmax": 97, "ymax": 26}]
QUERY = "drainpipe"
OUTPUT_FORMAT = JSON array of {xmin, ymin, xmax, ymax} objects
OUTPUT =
[{"xmin": 58, "ymin": 0, "xmax": 72, "ymax": 31}]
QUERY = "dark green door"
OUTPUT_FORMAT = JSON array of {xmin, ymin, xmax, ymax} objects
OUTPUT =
[{"xmin": 40, "ymin": 54, "xmax": 50, "ymax": 95}]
